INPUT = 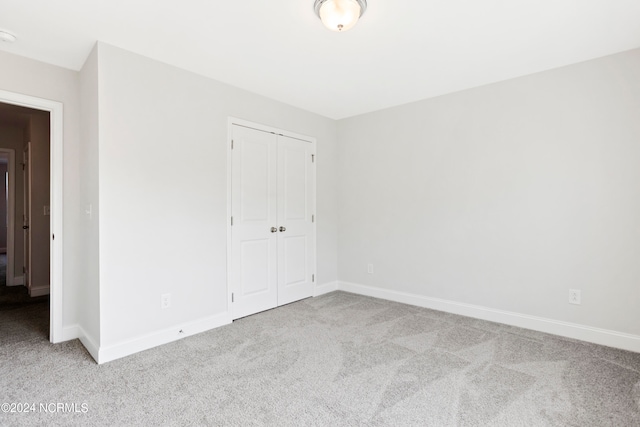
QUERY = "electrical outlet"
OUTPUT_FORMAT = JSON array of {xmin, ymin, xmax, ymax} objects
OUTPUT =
[
  {"xmin": 161, "ymin": 293, "xmax": 171, "ymax": 309},
  {"xmin": 569, "ymin": 289, "xmax": 581, "ymax": 305},
  {"xmin": 367, "ymin": 263, "xmax": 374, "ymax": 274}
]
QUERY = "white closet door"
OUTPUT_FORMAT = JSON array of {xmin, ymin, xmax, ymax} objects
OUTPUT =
[
  {"xmin": 231, "ymin": 125, "xmax": 278, "ymax": 319},
  {"xmin": 277, "ymin": 135, "xmax": 315, "ymax": 305}
]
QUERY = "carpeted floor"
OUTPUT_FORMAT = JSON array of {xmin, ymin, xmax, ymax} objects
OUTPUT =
[
  {"xmin": 0, "ymin": 254, "xmax": 50, "ymax": 344},
  {"xmin": 1, "ymin": 291, "xmax": 640, "ymax": 426}
]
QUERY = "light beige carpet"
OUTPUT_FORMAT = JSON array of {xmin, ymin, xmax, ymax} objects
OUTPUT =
[{"xmin": 1, "ymin": 290, "xmax": 640, "ymax": 426}]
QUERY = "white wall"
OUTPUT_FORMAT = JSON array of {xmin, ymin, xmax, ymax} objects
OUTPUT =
[
  {"xmin": 94, "ymin": 43, "xmax": 338, "ymax": 357},
  {"xmin": 337, "ymin": 48, "xmax": 640, "ymax": 339},
  {"xmin": 0, "ymin": 51, "xmax": 81, "ymax": 333},
  {"xmin": 78, "ymin": 45, "xmax": 101, "ymax": 352}
]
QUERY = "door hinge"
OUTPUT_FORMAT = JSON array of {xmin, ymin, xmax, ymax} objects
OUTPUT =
[
  {"xmin": 312, "ymin": 214, "xmax": 315, "ymax": 223},
  {"xmin": 312, "ymin": 274, "xmax": 315, "ymax": 283},
  {"xmin": 231, "ymin": 293, "xmax": 234, "ymax": 303},
  {"xmin": 52, "ymin": 234, "xmax": 55, "ymax": 240},
  {"xmin": 311, "ymin": 154, "xmax": 315, "ymax": 163},
  {"xmin": 231, "ymin": 140, "xmax": 234, "ymax": 150},
  {"xmin": 231, "ymin": 216, "xmax": 233, "ymax": 226}
]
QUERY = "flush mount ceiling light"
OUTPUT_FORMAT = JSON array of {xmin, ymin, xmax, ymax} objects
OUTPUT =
[
  {"xmin": 0, "ymin": 30, "xmax": 17, "ymax": 43},
  {"xmin": 314, "ymin": 0, "xmax": 367, "ymax": 32}
]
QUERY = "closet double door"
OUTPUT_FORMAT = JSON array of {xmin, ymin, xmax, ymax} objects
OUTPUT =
[{"xmin": 230, "ymin": 124, "xmax": 315, "ymax": 320}]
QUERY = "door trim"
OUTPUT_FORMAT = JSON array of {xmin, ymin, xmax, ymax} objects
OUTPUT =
[
  {"xmin": 0, "ymin": 148, "xmax": 16, "ymax": 287},
  {"xmin": 0, "ymin": 90, "xmax": 64, "ymax": 344},
  {"xmin": 23, "ymin": 143, "xmax": 31, "ymax": 291},
  {"xmin": 226, "ymin": 117, "xmax": 317, "ymax": 319}
]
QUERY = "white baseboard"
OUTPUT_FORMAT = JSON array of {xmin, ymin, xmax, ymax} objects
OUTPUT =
[
  {"xmin": 338, "ymin": 281, "xmax": 640, "ymax": 353},
  {"xmin": 78, "ymin": 326, "xmax": 100, "ymax": 362},
  {"xmin": 9, "ymin": 275, "xmax": 23, "ymax": 286},
  {"xmin": 29, "ymin": 286, "xmax": 50, "ymax": 297},
  {"xmin": 314, "ymin": 281, "xmax": 338, "ymax": 297},
  {"xmin": 97, "ymin": 312, "xmax": 232, "ymax": 364}
]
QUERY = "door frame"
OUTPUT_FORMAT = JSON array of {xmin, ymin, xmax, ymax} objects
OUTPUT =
[
  {"xmin": 23, "ymin": 142, "xmax": 31, "ymax": 291},
  {"xmin": 0, "ymin": 90, "xmax": 64, "ymax": 344},
  {"xmin": 0, "ymin": 148, "xmax": 16, "ymax": 287},
  {"xmin": 226, "ymin": 117, "xmax": 317, "ymax": 318}
]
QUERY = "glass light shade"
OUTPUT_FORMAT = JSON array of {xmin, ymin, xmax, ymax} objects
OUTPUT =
[{"xmin": 318, "ymin": 0, "xmax": 363, "ymax": 32}]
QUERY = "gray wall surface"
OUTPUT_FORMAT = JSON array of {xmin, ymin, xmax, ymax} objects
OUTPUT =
[
  {"xmin": 93, "ymin": 43, "xmax": 339, "ymax": 348},
  {"xmin": 337, "ymin": 48, "xmax": 640, "ymax": 336},
  {"xmin": 27, "ymin": 112, "xmax": 51, "ymax": 292}
]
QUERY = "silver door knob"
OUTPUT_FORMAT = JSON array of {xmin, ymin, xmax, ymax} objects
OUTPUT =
[
  {"xmin": 279, "ymin": 226, "xmax": 286, "ymax": 232},
  {"xmin": 271, "ymin": 227, "xmax": 278, "ymax": 233}
]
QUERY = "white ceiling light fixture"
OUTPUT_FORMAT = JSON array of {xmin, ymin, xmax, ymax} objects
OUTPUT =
[
  {"xmin": 314, "ymin": 0, "xmax": 367, "ymax": 32},
  {"xmin": 0, "ymin": 30, "xmax": 17, "ymax": 43}
]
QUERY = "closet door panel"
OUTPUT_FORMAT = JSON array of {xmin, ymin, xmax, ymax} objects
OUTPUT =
[
  {"xmin": 231, "ymin": 125, "xmax": 278, "ymax": 319},
  {"xmin": 277, "ymin": 135, "xmax": 315, "ymax": 305}
]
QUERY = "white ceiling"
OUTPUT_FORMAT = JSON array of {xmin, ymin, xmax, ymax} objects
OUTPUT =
[{"xmin": 1, "ymin": 0, "xmax": 640, "ymax": 119}]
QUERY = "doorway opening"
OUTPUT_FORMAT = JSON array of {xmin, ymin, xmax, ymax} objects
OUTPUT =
[
  {"xmin": 0, "ymin": 90, "xmax": 63, "ymax": 344},
  {"xmin": 0, "ymin": 103, "xmax": 51, "ymax": 341}
]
